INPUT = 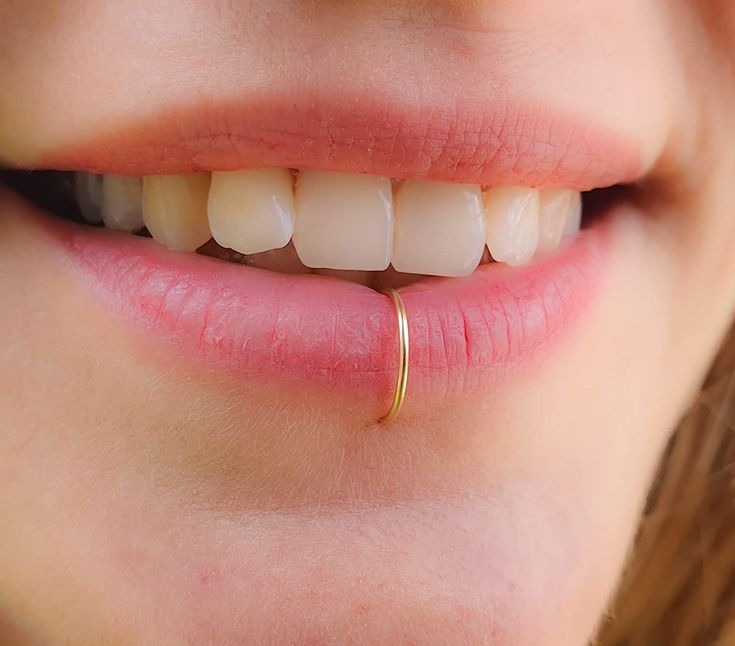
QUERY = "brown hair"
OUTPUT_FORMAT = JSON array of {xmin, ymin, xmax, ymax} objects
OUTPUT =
[{"xmin": 597, "ymin": 324, "xmax": 735, "ymax": 645}]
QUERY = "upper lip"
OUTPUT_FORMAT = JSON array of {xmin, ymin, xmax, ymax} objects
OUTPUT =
[{"xmin": 38, "ymin": 92, "xmax": 642, "ymax": 190}]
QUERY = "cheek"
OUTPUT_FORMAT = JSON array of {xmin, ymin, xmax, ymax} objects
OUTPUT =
[{"xmin": 657, "ymin": 163, "xmax": 735, "ymax": 391}]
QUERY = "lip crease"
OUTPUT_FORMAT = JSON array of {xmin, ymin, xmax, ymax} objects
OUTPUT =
[{"xmin": 39, "ymin": 94, "xmax": 641, "ymax": 190}]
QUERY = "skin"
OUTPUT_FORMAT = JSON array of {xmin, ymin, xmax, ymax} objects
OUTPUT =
[{"xmin": 1, "ymin": 1, "xmax": 735, "ymax": 644}]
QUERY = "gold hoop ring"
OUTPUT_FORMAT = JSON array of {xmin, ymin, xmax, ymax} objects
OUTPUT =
[{"xmin": 379, "ymin": 288, "xmax": 409, "ymax": 423}]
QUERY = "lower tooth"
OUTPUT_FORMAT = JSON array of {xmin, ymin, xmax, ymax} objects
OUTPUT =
[
  {"xmin": 142, "ymin": 174, "xmax": 212, "ymax": 252},
  {"xmin": 392, "ymin": 180, "xmax": 486, "ymax": 277},
  {"xmin": 314, "ymin": 268, "xmax": 372, "ymax": 286},
  {"xmin": 101, "ymin": 175, "xmax": 144, "ymax": 232},
  {"xmin": 74, "ymin": 172, "xmax": 103, "ymax": 224},
  {"xmin": 484, "ymin": 186, "xmax": 540, "ymax": 266}
]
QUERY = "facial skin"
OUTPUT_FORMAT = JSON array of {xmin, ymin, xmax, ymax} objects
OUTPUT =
[{"xmin": 1, "ymin": 1, "xmax": 735, "ymax": 644}]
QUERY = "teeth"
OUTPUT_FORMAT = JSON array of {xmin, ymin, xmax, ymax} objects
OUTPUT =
[
  {"xmin": 142, "ymin": 174, "xmax": 212, "ymax": 251},
  {"xmin": 74, "ymin": 172, "xmax": 103, "ymax": 224},
  {"xmin": 208, "ymin": 168, "xmax": 294, "ymax": 255},
  {"xmin": 392, "ymin": 180, "xmax": 485, "ymax": 277},
  {"xmin": 293, "ymin": 171, "xmax": 393, "ymax": 271},
  {"xmin": 537, "ymin": 189, "xmax": 573, "ymax": 254},
  {"xmin": 86, "ymin": 167, "xmax": 584, "ymax": 274},
  {"xmin": 484, "ymin": 187, "xmax": 540, "ymax": 266},
  {"xmin": 101, "ymin": 175, "xmax": 144, "ymax": 232},
  {"xmin": 562, "ymin": 191, "xmax": 583, "ymax": 239}
]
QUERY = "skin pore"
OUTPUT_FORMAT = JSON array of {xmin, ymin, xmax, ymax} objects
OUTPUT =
[{"xmin": 1, "ymin": 1, "xmax": 735, "ymax": 643}]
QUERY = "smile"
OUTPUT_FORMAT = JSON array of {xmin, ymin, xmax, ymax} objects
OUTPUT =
[{"xmin": 2, "ymin": 97, "xmax": 641, "ymax": 417}]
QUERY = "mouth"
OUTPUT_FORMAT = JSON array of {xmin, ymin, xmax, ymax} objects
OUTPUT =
[{"xmin": 1, "ymin": 98, "xmax": 642, "ymax": 418}]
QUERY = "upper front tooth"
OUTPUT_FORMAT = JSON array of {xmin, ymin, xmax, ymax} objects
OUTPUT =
[
  {"xmin": 142, "ymin": 174, "xmax": 212, "ymax": 251},
  {"xmin": 392, "ymin": 180, "xmax": 485, "ymax": 277},
  {"xmin": 484, "ymin": 187, "xmax": 540, "ymax": 266},
  {"xmin": 101, "ymin": 175, "xmax": 144, "ymax": 232},
  {"xmin": 537, "ymin": 189, "xmax": 573, "ymax": 254},
  {"xmin": 208, "ymin": 168, "xmax": 295, "ymax": 255},
  {"xmin": 74, "ymin": 172, "xmax": 103, "ymax": 224},
  {"xmin": 293, "ymin": 170, "xmax": 393, "ymax": 271}
]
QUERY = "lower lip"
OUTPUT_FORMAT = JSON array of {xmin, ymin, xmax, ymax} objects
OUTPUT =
[{"xmin": 37, "ymin": 207, "xmax": 608, "ymax": 408}]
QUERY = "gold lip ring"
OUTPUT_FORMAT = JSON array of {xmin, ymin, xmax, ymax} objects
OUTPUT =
[{"xmin": 379, "ymin": 288, "xmax": 409, "ymax": 424}]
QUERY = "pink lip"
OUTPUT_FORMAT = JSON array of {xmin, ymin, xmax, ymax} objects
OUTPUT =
[
  {"xmin": 40, "ymin": 95, "xmax": 640, "ymax": 191},
  {"xmin": 36, "ymin": 213, "xmax": 607, "ymax": 409}
]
